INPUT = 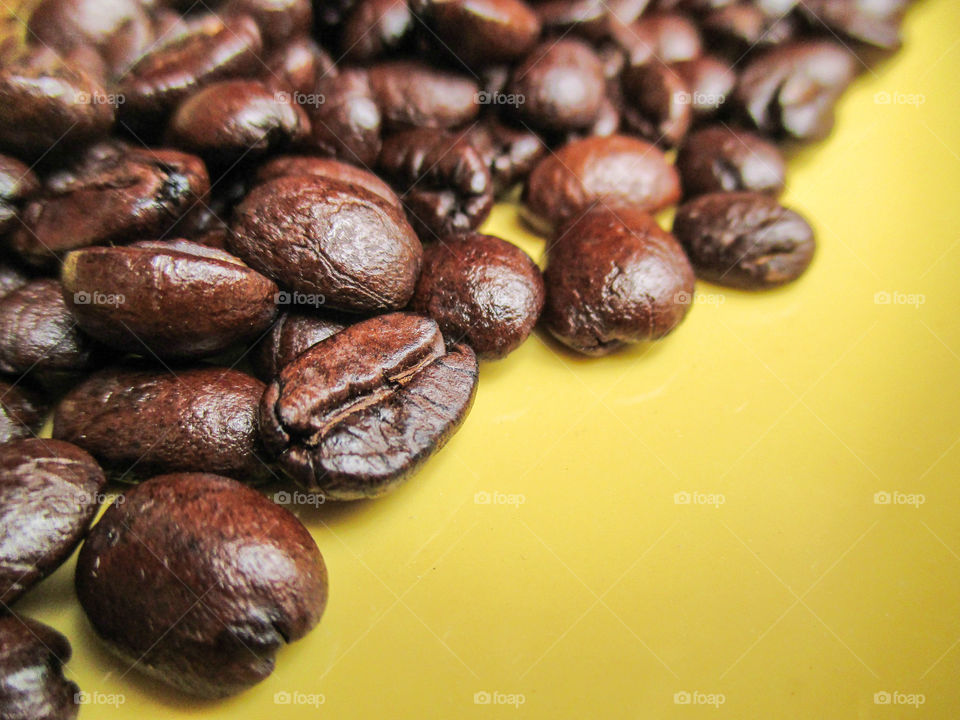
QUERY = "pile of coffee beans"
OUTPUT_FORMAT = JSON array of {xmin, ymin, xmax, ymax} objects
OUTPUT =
[{"xmin": 0, "ymin": 0, "xmax": 911, "ymax": 710}]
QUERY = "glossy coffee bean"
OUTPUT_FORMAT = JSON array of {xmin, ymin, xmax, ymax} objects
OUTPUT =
[
  {"xmin": 701, "ymin": 3, "xmax": 797, "ymax": 59},
  {"xmin": 0, "ymin": 439, "xmax": 105, "ymax": 606},
  {"xmin": 522, "ymin": 134, "xmax": 680, "ymax": 234},
  {"xmin": 61, "ymin": 240, "xmax": 278, "ymax": 359},
  {"xmin": 307, "ymin": 69, "xmax": 383, "ymax": 167},
  {"xmin": 534, "ymin": 0, "xmax": 647, "ymax": 40},
  {"xmin": 0, "ymin": 154, "xmax": 39, "ymax": 235},
  {"xmin": 611, "ymin": 12, "xmax": 702, "ymax": 65},
  {"xmin": 222, "ymin": 0, "xmax": 312, "ymax": 49},
  {"xmin": 425, "ymin": 0, "xmax": 542, "ymax": 66},
  {"xmin": 252, "ymin": 310, "xmax": 350, "ymax": 380},
  {"xmin": 260, "ymin": 313, "xmax": 478, "ymax": 498},
  {"xmin": 509, "ymin": 39, "xmax": 605, "ymax": 132},
  {"xmin": 9, "ymin": 141, "xmax": 209, "ymax": 268},
  {"xmin": 799, "ymin": 0, "xmax": 905, "ymax": 50},
  {"xmin": 0, "ymin": 615, "xmax": 79, "ymax": 720},
  {"xmin": 256, "ymin": 155, "xmax": 401, "ymax": 209},
  {"xmin": 735, "ymin": 41, "xmax": 856, "ymax": 141},
  {"xmin": 0, "ymin": 280, "xmax": 100, "ymax": 390},
  {"xmin": 543, "ymin": 207, "xmax": 695, "ymax": 355},
  {"xmin": 0, "ymin": 382, "xmax": 45, "ymax": 444},
  {"xmin": 53, "ymin": 366, "xmax": 271, "ymax": 483},
  {"xmin": 621, "ymin": 63, "xmax": 692, "ymax": 147},
  {"xmin": 368, "ymin": 60, "xmax": 480, "ymax": 130},
  {"xmin": 168, "ymin": 80, "xmax": 310, "ymax": 159},
  {"xmin": 341, "ymin": 0, "xmax": 414, "ymax": 62},
  {"xmin": 0, "ymin": 263, "xmax": 29, "ymax": 301},
  {"xmin": 76, "ymin": 473, "xmax": 327, "ymax": 698},
  {"xmin": 463, "ymin": 117, "xmax": 546, "ymax": 196},
  {"xmin": 672, "ymin": 191, "xmax": 815, "ymax": 288},
  {"xmin": 232, "ymin": 175, "xmax": 422, "ymax": 313},
  {"xmin": 676, "ymin": 126, "xmax": 786, "ymax": 197},
  {"xmin": 410, "ymin": 233, "xmax": 545, "ymax": 359},
  {"xmin": 673, "ymin": 55, "xmax": 736, "ymax": 117},
  {"xmin": 265, "ymin": 36, "xmax": 335, "ymax": 97}
]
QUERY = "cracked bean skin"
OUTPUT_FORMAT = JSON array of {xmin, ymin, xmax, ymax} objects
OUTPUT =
[{"xmin": 0, "ymin": 614, "xmax": 80, "ymax": 720}]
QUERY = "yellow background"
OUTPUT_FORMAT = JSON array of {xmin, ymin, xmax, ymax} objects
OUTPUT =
[{"xmin": 13, "ymin": 0, "xmax": 960, "ymax": 716}]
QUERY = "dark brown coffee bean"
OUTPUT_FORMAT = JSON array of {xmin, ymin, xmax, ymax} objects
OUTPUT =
[
  {"xmin": 462, "ymin": 117, "xmax": 547, "ymax": 196},
  {"xmin": 676, "ymin": 126, "xmax": 786, "ymax": 197},
  {"xmin": 0, "ymin": 382, "xmax": 45, "ymax": 444},
  {"xmin": 117, "ymin": 13, "xmax": 263, "ymax": 121},
  {"xmin": 0, "ymin": 154, "xmax": 39, "ymax": 235},
  {"xmin": 509, "ymin": 39, "xmax": 605, "ymax": 132},
  {"xmin": 672, "ymin": 191, "xmax": 815, "ymax": 288},
  {"xmin": 341, "ymin": 0, "xmax": 413, "ymax": 62},
  {"xmin": 610, "ymin": 12, "xmax": 702, "ymax": 65},
  {"xmin": 368, "ymin": 60, "xmax": 480, "ymax": 130},
  {"xmin": 701, "ymin": 3, "xmax": 797, "ymax": 59},
  {"xmin": 410, "ymin": 233, "xmax": 544, "ymax": 359},
  {"xmin": 0, "ymin": 439, "xmax": 105, "ymax": 606},
  {"xmin": 0, "ymin": 615, "xmax": 79, "ymax": 720},
  {"xmin": 306, "ymin": 69, "xmax": 383, "ymax": 167},
  {"xmin": 53, "ymin": 366, "xmax": 271, "ymax": 483},
  {"xmin": 252, "ymin": 310, "xmax": 350, "ymax": 380},
  {"xmin": 734, "ymin": 41, "xmax": 856, "ymax": 142},
  {"xmin": 672, "ymin": 55, "xmax": 736, "ymax": 117},
  {"xmin": 0, "ymin": 280, "xmax": 100, "ymax": 390},
  {"xmin": 8, "ymin": 141, "xmax": 209, "ymax": 268},
  {"xmin": 621, "ymin": 63, "xmax": 692, "ymax": 147},
  {"xmin": 61, "ymin": 240, "xmax": 278, "ymax": 359},
  {"xmin": 260, "ymin": 313, "xmax": 478, "ymax": 498},
  {"xmin": 222, "ymin": 0, "xmax": 312, "ymax": 49},
  {"xmin": 378, "ymin": 128, "xmax": 495, "ymax": 240},
  {"xmin": 425, "ymin": 0, "xmax": 542, "ymax": 66},
  {"xmin": 543, "ymin": 207, "xmax": 694, "ymax": 355},
  {"xmin": 535, "ymin": 0, "xmax": 648, "ymax": 40},
  {"xmin": 799, "ymin": 0, "xmax": 905, "ymax": 50},
  {"xmin": 256, "ymin": 155, "xmax": 401, "ymax": 210},
  {"xmin": 75, "ymin": 473, "xmax": 327, "ymax": 698},
  {"xmin": 168, "ymin": 79, "xmax": 311, "ymax": 159},
  {"xmin": 522, "ymin": 134, "xmax": 680, "ymax": 234},
  {"xmin": 265, "ymin": 36, "xmax": 335, "ymax": 97},
  {"xmin": 232, "ymin": 175, "xmax": 422, "ymax": 313}
]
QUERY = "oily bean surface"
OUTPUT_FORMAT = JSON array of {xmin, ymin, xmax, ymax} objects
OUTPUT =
[
  {"xmin": 252, "ymin": 310, "xmax": 350, "ymax": 381},
  {"xmin": 676, "ymin": 126, "xmax": 786, "ymax": 197},
  {"xmin": 0, "ymin": 614, "xmax": 79, "ymax": 720}
]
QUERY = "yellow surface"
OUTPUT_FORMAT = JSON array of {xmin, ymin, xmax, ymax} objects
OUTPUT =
[{"xmin": 14, "ymin": 0, "xmax": 960, "ymax": 717}]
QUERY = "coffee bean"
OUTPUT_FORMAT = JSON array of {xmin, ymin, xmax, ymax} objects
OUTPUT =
[
  {"xmin": 0, "ymin": 614, "xmax": 79, "ymax": 720},
  {"xmin": 341, "ymin": 0, "xmax": 414, "ymax": 62},
  {"xmin": 61, "ymin": 240, "xmax": 278, "ymax": 359},
  {"xmin": 701, "ymin": 3, "xmax": 797, "ymax": 59},
  {"xmin": 672, "ymin": 55, "xmax": 736, "ymax": 117},
  {"xmin": 611, "ymin": 12, "xmax": 702, "ymax": 65},
  {"xmin": 168, "ymin": 80, "xmax": 310, "ymax": 160},
  {"xmin": 462, "ymin": 117, "xmax": 547, "ymax": 196},
  {"xmin": 522, "ymin": 134, "xmax": 680, "ymax": 234},
  {"xmin": 260, "ymin": 313, "xmax": 478, "ymax": 498},
  {"xmin": 378, "ymin": 128, "xmax": 495, "ymax": 240},
  {"xmin": 676, "ymin": 126, "xmax": 786, "ymax": 197},
  {"xmin": 535, "ymin": 0, "xmax": 647, "ymax": 40},
  {"xmin": 8, "ymin": 141, "xmax": 209, "ymax": 268},
  {"xmin": 734, "ymin": 41, "xmax": 856, "ymax": 141},
  {"xmin": 621, "ymin": 63, "xmax": 693, "ymax": 147},
  {"xmin": 672, "ymin": 191, "xmax": 815, "ymax": 288},
  {"xmin": 0, "ymin": 263, "xmax": 29, "ymax": 301},
  {"xmin": 799, "ymin": 0, "xmax": 905, "ymax": 50},
  {"xmin": 424, "ymin": 0, "xmax": 542, "ymax": 66},
  {"xmin": 222, "ymin": 0, "xmax": 313, "ymax": 49},
  {"xmin": 231, "ymin": 175, "xmax": 422, "ymax": 312},
  {"xmin": 53, "ymin": 366, "xmax": 271, "ymax": 483},
  {"xmin": 0, "ymin": 154, "xmax": 39, "ymax": 235},
  {"xmin": 0, "ymin": 279, "xmax": 100, "ymax": 391},
  {"xmin": 368, "ymin": 60, "xmax": 480, "ymax": 130},
  {"xmin": 252, "ymin": 310, "xmax": 350, "ymax": 381},
  {"xmin": 0, "ymin": 382, "xmax": 45, "ymax": 444},
  {"xmin": 265, "ymin": 36, "xmax": 335, "ymax": 97},
  {"xmin": 257, "ymin": 155, "xmax": 402, "ymax": 209},
  {"xmin": 411, "ymin": 233, "xmax": 545, "ymax": 359},
  {"xmin": 543, "ymin": 207, "xmax": 695, "ymax": 355},
  {"xmin": 75, "ymin": 473, "xmax": 327, "ymax": 698},
  {"xmin": 306, "ymin": 69, "xmax": 383, "ymax": 167},
  {"xmin": 0, "ymin": 439, "xmax": 105, "ymax": 606}
]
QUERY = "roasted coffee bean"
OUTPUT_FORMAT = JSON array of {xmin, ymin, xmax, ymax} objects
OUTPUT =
[
  {"xmin": 9, "ymin": 141, "xmax": 209, "ymax": 268},
  {"xmin": 368, "ymin": 60, "xmax": 480, "ymax": 130},
  {"xmin": 410, "ymin": 233, "xmax": 544, "ymax": 359},
  {"xmin": 61, "ymin": 240, "xmax": 278, "ymax": 359},
  {"xmin": 543, "ymin": 207, "xmax": 694, "ymax": 355},
  {"xmin": 0, "ymin": 280, "xmax": 100, "ymax": 390},
  {"xmin": 117, "ymin": 14, "xmax": 263, "ymax": 122},
  {"xmin": 0, "ymin": 263, "xmax": 29, "ymax": 300},
  {"xmin": 222, "ymin": 0, "xmax": 312, "ymax": 49},
  {"xmin": 232, "ymin": 175, "xmax": 422, "ymax": 312},
  {"xmin": 734, "ymin": 41, "xmax": 856, "ymax": 142},
  {"xmin": 378, "ymin": 128, "xmax": 495, "ymax": 239},
  {"xmin": 676, "ymin": 126, "xmax": 786, "ymax": 197},
  {"xmin": 252, "ymin": 310, "xmax": 350, "ymax": 380},
  {"xmin": 260, "ymin": 313, "xmax": 478, "ymax": 498},
  {"xmin": 306, "ymin": 69, "xmax": 383, "ymax": 167},
  {"xmin": 168, "ymin": 80, "xmax": 311, "ymax": 159},
  {"xmin": 799, "ymin": 0, "xmax": 905, "ymax": 50},
  {"xmin": 701, "ymin": 3, "xmax": 797, "ymax": 59},
  {"xmin": 53, "ymin": 366, "xmax": 271, "ymax": 483},
  {"xmin": 0, "ymin": 615, "xmax": 79, "ymax": 720},
  {"xmin": 610, "ymin": 12, "xmax": 702, "ymax": 65},
  {"xmin": 424, "ymin": 0, "xmax": 542, "ymax": 66},
  {"xmin": 0, "ymin": 154, "xmax": 39, "ymax": 235},
  {"xmin": 256, "ymin": 155, "xmax": 402, "ymax": 209},
  {"xmin": 0, "ymin": 439, "xmax": 105, "ymax": 606},
  {"xmin": 621, "ymin": 63, "xmax": 692, "ymax": 147},
  {"xmin": 508, "ymin": 39, "xmax": 605, "ymax": 132},
  {"xmin": 76, "ymin": 473, "xmax": 327, "ymax": 698},
  {"xmin": 341, "ymin": 0, "xmax": 414, "ymax": 62},
  {"xmin": 0, "ymin": 49, "xmax": 114, "ymax": 157},
  {"xmin": 672, "ymin": 191, "xmax": 815, "ymax": 288},
  {"xmin": 463, "ymin": 117, "xmax": 546, "ymax": 196},
  {"xmin": 522, "ymin": 134, "xmax": 680, "ymax": 234},
  {"xmin": 0, "ymin": 382, "xmax": 45, "ymax": 444},
  {"xmin": 265, "ymin": 36, "xmax": 335, "ymax": 97},
  {"xmin": 673, "ymin": 55, "xmax": 736, "ymax": 117}
]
